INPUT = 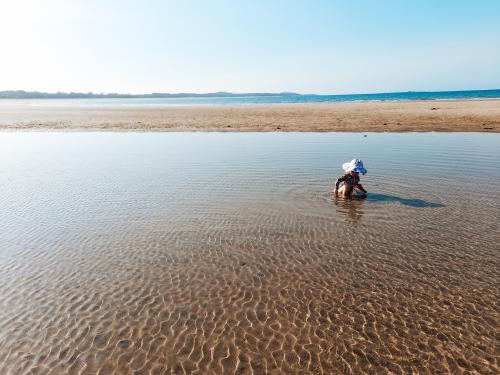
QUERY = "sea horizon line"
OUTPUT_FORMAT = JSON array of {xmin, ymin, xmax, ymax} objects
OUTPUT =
[{"xmin": 1, "ymin": 88, "xmax": 500, "ymax": 100}]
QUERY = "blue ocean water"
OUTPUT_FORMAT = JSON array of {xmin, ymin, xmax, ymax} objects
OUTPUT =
[{"xmin": 2, "ymin": 89, "xmax": 499, "ymax": 107}]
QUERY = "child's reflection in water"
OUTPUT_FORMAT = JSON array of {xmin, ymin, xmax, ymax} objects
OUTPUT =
[{"xmin": 333, "ymin": 195, "xmax": 366, "ymax": 224}]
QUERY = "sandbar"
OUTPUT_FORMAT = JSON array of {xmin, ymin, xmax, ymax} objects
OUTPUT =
[{"xmin": 0, "ymin": 99, "xmax": 499, "ymax": 132}]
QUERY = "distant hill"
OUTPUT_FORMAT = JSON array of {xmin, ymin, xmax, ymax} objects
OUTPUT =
[
  {"xmin": 0, "ymin": 90, "xmax": 301, "ymax": 99},
  {"xmin": 2, "ymin": 89, "xmax": 499, "ymax": 101}
]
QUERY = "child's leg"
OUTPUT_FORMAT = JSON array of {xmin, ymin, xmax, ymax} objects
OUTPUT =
[{"xmin": 338, "ymin": 182, "xmax": 353, "ymax": 197}]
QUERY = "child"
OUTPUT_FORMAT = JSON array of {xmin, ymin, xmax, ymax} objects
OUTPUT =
[{"xmin": 334, "ymin": 159, "xmax": 368, "ymax": 198}]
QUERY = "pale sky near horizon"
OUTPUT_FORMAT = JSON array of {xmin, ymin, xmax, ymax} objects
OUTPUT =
[{"xmin": 0, "ymin": 0, "xmax": 499, "ymax": 94}]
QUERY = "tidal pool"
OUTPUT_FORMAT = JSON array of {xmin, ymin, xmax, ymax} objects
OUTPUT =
[{"xmin": 0, "ymin": 132, "xmax": 498, "ymax": 374}]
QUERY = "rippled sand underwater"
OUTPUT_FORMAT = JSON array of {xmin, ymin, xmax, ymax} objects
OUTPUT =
[{"xmin": 0, "ymin": 133, "xmax": 498, "ymax": 374}]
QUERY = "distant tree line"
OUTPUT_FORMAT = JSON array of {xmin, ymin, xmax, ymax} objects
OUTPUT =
[{"xmin": 0, "ymin": 90, "xmax": 300, "ymax": 99}]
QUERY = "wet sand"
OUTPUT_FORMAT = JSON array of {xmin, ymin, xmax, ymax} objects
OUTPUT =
[
  {"xmin": 1, "ymin": 99, "xmax": 500, "ymax": 132},
  {"xmin": 0, "ymin": 132, "xmax": 499, "ymax": 374}
]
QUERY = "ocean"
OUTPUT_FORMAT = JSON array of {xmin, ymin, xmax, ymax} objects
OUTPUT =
[{"xmin": 1, "ymin": 89, "xmax": 499, "ymax": 107}]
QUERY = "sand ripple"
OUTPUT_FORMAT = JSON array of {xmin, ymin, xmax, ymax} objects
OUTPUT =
[{"xmin": 0, "ymin": 132, "xmax": 498, "ymax": 374}]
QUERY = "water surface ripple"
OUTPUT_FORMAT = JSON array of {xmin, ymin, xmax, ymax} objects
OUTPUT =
[{"xmin": 0, "ymin": 133, "xmax": 498, "ymax": 374}]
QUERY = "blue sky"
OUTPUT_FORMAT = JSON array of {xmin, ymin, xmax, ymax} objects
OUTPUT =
[{"xmin": 0, "ymin": 0, "xmax": 499, "ymax": 94}]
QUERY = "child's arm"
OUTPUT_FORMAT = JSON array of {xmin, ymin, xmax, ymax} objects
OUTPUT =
[
  {"xmin": 356, "ymin": 183, "xmax": 367, "ymax": 194},
  {"xmin": 334, "ymin": 175, "xmax": 346, "ymax": 194}
]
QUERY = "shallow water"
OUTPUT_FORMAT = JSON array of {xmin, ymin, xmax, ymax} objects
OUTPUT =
[{"xmin": 0, "ymin": 133, "xmax": 498, "ymax": 374}]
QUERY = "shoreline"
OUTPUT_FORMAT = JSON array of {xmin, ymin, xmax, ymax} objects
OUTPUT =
[{"xmin": 1, "ymin": 99, "xmax": 499, "ymax": 132}]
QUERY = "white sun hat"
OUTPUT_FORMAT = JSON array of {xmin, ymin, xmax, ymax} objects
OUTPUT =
[{"xmin": 342, "ymin": 159, "xmax": 367, "ymax": 175}]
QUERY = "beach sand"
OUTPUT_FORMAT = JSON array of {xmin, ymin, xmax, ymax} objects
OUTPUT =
[{"xmin": 1, "ymin": 99, "xmax": 499, "ymax": 132}]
